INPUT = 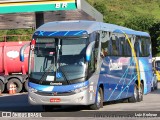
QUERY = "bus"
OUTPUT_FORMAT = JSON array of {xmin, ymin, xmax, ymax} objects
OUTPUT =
[
  {"xmin": 20, "ymin": 20, "xmax": 152, "ymax": 111},
  {"xmin": 152, "ymin": 57, "xmax": 160, "ymax": 82}
]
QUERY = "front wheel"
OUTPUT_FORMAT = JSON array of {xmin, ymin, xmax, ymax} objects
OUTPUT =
[
  {"xmin": 128, "ymin": 84, "xmax": 138, "ymax": 103},
  {"xmin": 90, "ymin": 87, "xmax": 103, "ymax": 110}
]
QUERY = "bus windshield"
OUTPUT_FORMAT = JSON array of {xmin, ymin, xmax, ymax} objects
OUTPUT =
[{"xmin": 29, "ymin": 37, "xmax": 87, "ymax": 84}]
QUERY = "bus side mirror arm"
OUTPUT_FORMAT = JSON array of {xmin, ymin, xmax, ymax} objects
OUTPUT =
[
  {"xmin": 20, "ymin": 43, "xmax": 30, "ymax": 62},
  {"xmin": 86, "ymin": 41, "xmax": 95, "ymax": 61}
]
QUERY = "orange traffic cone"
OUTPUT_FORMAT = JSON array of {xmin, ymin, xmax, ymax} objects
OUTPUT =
[
  {"xmin": 9, "ymin": 83, "xmax": 13, "ymax": 94},
  {"xmin": 12, "ymin": 84, "xmax": 16, "ymax": 94},
  {"xmin": 9, "ymin": 83, "xmax": 16, "ymax": 94}
]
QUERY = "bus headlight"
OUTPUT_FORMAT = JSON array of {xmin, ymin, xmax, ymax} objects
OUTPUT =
[
  {"xmin": 29, "ymin": 87, "xmax": 38, "ymax": 93},
  {"xmin": 72, "ymin": 86, "xmax": 88, "ymax": 93}
]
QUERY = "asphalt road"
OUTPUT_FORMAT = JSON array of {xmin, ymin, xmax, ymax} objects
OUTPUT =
[{"xmin": 0, "ymin": 83, "xmax": 160, "ymax": 119}]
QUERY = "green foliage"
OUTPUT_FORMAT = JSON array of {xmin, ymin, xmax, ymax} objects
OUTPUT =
[
  {"xmin": 87, "ymin": 0, "xmax": 160, "ymax": 25},
  {"xmin": 93, "ymin": 1, "xmax": 106, "ymax": 15},
  {"xmin": 87, "ymin": 0, "xmax": 160, "ymax": 55},
  {"xmin": 0, "ymin": 29, "xmax": 33, "ymax": 42},
  {"xmin": 149, "ymin": 22, "xmax": 160, "ymax": 56},
  {"xmin": 124, "ymin": 14, "xmax": 155, "ymax": 31}
]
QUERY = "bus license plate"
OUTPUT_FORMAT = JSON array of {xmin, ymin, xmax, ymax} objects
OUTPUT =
[{"xmin": 50, "ymin": 98, "xmax": 61, "ymax": 102}]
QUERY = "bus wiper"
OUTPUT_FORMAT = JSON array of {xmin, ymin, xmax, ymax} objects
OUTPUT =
[
  {"xmin": 58, "ymin": 66, "xmax": 70, "ymax": 85},
  {"xmin": 39, "ymin": 63, "xmax": 54, "ymax": 84}
]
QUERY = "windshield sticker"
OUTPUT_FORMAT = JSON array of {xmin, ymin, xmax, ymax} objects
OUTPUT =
[
  {"xmin": 56, "ymin": 72, "xmax": 62, "ymax": 79},
  {"xmin": 46, "ymin": 76, "xmax": 55, "ymax": 81}
]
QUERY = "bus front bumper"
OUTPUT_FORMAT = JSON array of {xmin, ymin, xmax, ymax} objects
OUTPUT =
[{"xmin": 28, "ymin": 89, "xmax": 95, "ymax": 105}]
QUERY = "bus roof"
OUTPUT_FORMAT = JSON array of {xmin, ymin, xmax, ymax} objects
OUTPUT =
[
  {"xmin": 113, "ymin": 29, "xmax": 150, "ymax": 37},
  {"xmin": 36, "ymin": 20, "xmax": 150, "ymax": 37}
]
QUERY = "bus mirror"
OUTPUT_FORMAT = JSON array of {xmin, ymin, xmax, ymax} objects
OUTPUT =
[
  {"xmin": 20, "ymin": 43, "xmax": 30, "ymax": 62},
  {"xmin": 86, "ymin": 41, "xmax": 95, "ymax": 61}
]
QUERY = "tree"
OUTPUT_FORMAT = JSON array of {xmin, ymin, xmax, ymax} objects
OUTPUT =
[
  {"xmin": 124, "ymin": 14, "xmax": 155, "ymax": 31},
  {"xmin": 149, "ymin": 22, "xmax": 160, "ymax": 56},
  {"xmin": 93, "ymin": 1, "xmax": 106, "ymax": 15}
]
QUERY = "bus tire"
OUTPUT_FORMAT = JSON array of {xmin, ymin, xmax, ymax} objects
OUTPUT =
[
  {"xmin": 7, "ymin": 78, "xmax": 23, "ymax": 93},
  {"xmin": 128, "ymin": 84, "xmax": 138, "ymax": 103},
  {"xmin": 90, "ymin": 87, "xmax": 103, "ymax": 110},
  {"xmin": 154, "ymin": 82, "xmax": 158, "ymax": 90},
  {"xmin": 138, "ymin": 83, "xmax": 143, "ymax": 102},
  {"xmin": 0, "ymin": 80, "xmax": 5, "ymax": 93}
]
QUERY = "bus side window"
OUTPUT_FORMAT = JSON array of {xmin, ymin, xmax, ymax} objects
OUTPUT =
[
  {"xmin": 134, "ymin": 40, "xmax": 140, "ymax": 57},
  {"xmin": 141, "ymin": 37, "xmax": 150, "ymax": 57},
  {"xmin": 108, "ymin": 38, "xmax": 112, "ymax": 56},
  {"xmin": 101, "ymin": 32, "xmax": 109, "ymax": 58},
  {"xmin": 127, "ymin": 38, "xmax": 131, "ymax": 56},
  {"xmin": 115, "ymin": 36, "xmax": 120, "ymax": 55},
  {"xmin": 111, "ymin": 36, "xmax": 118, "ymax": 56},
  {"xmin": 119, "ymin": 37, "xmax": 125, "ymax": 56},
  {"xmin": 88, "ymin": 33, "xmax": 99, "ymax": 75}
]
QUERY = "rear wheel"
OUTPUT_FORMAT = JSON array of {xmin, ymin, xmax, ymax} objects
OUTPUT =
[
  {"xmin": 138, "ymin": 83, "xmax": 143, "ymax": 102},
  {"xmin": 128, "ymin": 84, "xmax": 138, "ymax": 103},
  {"xmin": 154, "ymin": 82, "xmax": 158, "ymax": 90},
  {"xmin": 0, "ymin": 80, "xmax": 5, "ymax": 93},
  {"xmin": 7, "ymin": 78, "xmax": 23, "ymax": 93},
  {"xmin": 90, "ymin": 87, "xmax": 103, "ymax": 110}
]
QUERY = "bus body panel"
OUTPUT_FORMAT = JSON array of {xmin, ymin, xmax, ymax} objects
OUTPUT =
[
  {"xmin": 138, "ymin": 57, "xmax": 152, "ymax": 94},
  {"xmin": 99, "ymin": 56, "xmax": 137, "ymax": 102}
]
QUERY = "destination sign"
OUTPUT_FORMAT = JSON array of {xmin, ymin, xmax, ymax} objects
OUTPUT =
[{"xmin": 0, "ymin": 0, "xmax": 77, "ymax": 14}]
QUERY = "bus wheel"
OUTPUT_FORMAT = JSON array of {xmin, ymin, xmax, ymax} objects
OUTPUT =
[
  {"xmin": 0, "ymin": 80, "xmax": 5, "ymax": 93},
  {"xmin": 138, "ymin": 83, "xmax": 143, "ymax": 102},
  {"xmin": 128, "ymin": 84, "xmax": 138, "ymax": 103},
  {"xmin": 154, "ymin": 82, "xmax": 158, "ymax": 90},
  {"xmin": 7, "ymin": 78, "xmax": 22, "ymax": 93},
  {"xmin": 90, "ymin": 87, "xmax": 103, "ymax": 110}
]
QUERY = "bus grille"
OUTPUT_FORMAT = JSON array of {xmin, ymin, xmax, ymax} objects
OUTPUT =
[{"xmin": 35, "ymin": 91, "xmax": 75, "ymax": 96}]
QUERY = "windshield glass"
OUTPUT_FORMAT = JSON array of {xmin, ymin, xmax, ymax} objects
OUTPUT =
[{"xmin": 30, "ymin": 37, "xmax": 87, "ymax": 84}]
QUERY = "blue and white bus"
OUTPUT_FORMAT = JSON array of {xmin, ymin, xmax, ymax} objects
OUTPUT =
[{"xmin": 20, "ymin": 20, "xmax": 152, "ymax": 111}]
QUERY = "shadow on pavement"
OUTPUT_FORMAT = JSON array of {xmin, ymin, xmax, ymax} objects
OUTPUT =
[
  {"xmin": 0, "ymin": 94, "xmax": 42, "ymax": 112},
  {"xmin": 0, "ymin": 94, "xmax": 89, "ymax": 112},
  {"xmin": 149, "ymin": 88, "xmax": 160, "ymax": 94}
]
